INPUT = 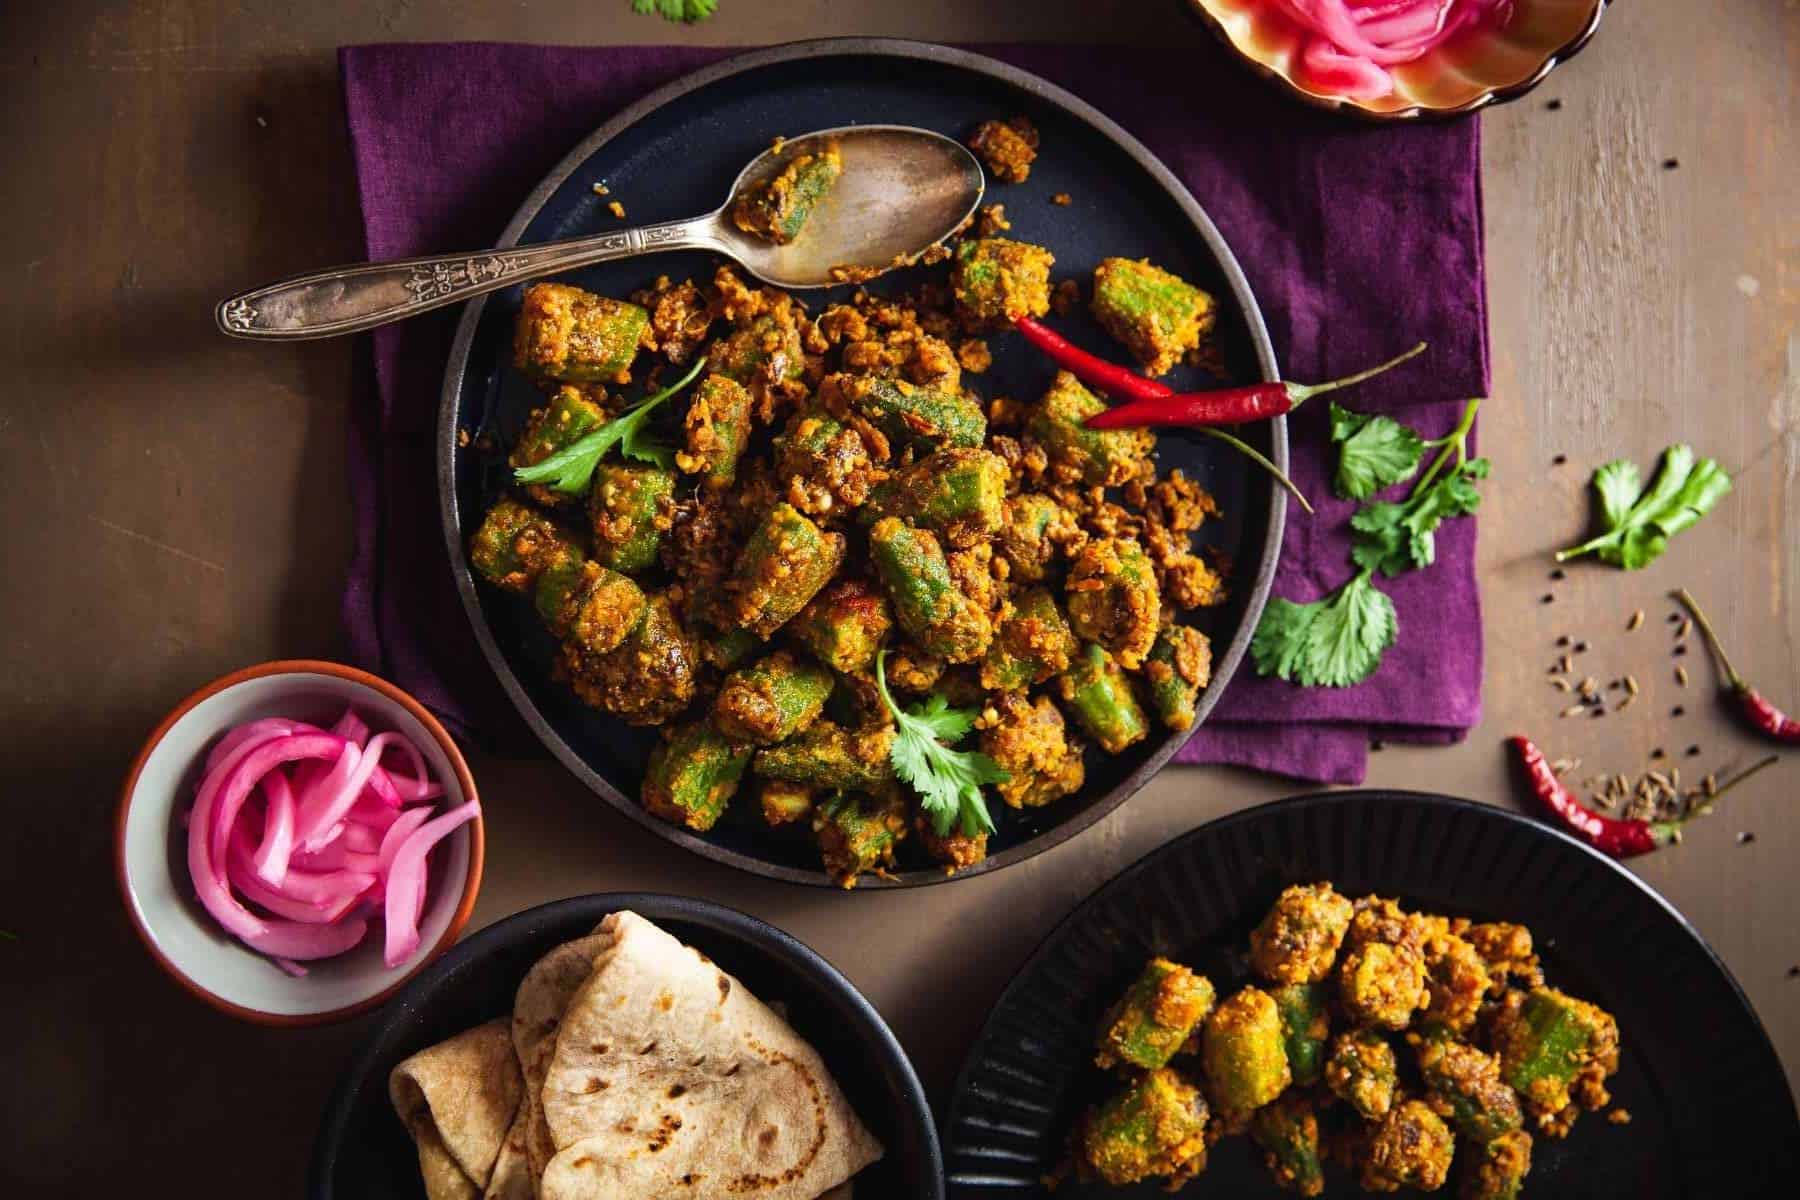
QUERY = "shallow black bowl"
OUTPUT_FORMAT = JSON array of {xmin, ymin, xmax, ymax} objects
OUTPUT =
[
  {"xmin": 944, "ymin": 791, "xmax": 1799, "ymax": 1197},
  {"xmin": 438, "ymin": 39, "xmax": 1286, "ymax": 887},
  {"xmin": 310, "ymin": 894, "xmax": 941, "ymax": 1200}
]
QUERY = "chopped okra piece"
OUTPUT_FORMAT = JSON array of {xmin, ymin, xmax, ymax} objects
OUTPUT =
[
  {"xmin": 981, "ymin": 693, "xmax": 1084, "ymax": 809},
  {"xmin": 917, "ymin": 816, "xmax": 987, "ymax": 875},
  {"xmin": 642, "ymin": 721, "xmax": 751, "ymax": 832},
  {"xmin": 711, "ymin": 650, "xmax": 834, "ymax": 746},
  {"xmin": 1201, "ymin": 986, "xmax": 1291, "ymax": 1115},
  {"xmin": 1361, "ymin": 1099, "xmax": 1455, "ymax": 1193},
  {"xmin": 754, "ymin": 719, "xmax": 895, "ymax": 792},
  {"xmin": 1091, "ymin": 256, "xmax": 1216, "ymax": 377},
  {"xmin": 758, "ymin": 777, "xmax": 816, "ymax": 827},
  {"xmin": 511, "ymin": 386, "xmax": 607, "ymax": 508},
  {"xmin": 707, "ymin": 312, "xmax": 806, "ymax": 387},
  {"xmin": 868, "ymin": 517, "xmax": 993, "ymax": 664},
  {"xmin": 1096, "ymin": 957, "xmax": 1216, "ymax": 1070},
  {"xmin": 1425, "ymin": 931, "xmax": 1495, "ymax": 1034},
  {"xmin": 1079, "ymin": 1068, "xmax": 1210, "ymax": 1187},
  {"xmin": 951, "ymin": 237, "xmax": 1054, "ymax": 332},
  {"xmin": 966, "ymin": 116, "xmax": 1038, "ymax": 184},
  {"xmin": 832, "ymin": 372, "xmax": 986, "ymax": 453},
  {"xmin": 1067, "ymin": 537, "xmax": 1161, "ymax": 670},
  {"xmin": 1027, "ymin": 370, "xmax": 1154, "ymax": 487},
  {"xmin": 995, "ymin": 492, "xmax": 1075, "ymax": 583},
  {"xmin": 702, "ymin": 626, "xmax": 762, "ymax": 672},
  {"xmin": 1057, "ymin": 642, "xmax": 1149, "ymax": 754},
  {"xmin": 1250, "ymin": 1094, "xmax": 1326, "ymax": 1198},
  {"xmin": 1270, "ymin": 982, "xmax": 1330, "ymax": 1087},
  {"xmin": 1249, "ymin": 883, "xmax": 1356, "ymax": 985},
  {"xmin": 676, "ymin": 373, "xmax": 754, "ymax": 489},
  {"xmin": 1325, "ymin": 1028, "xmax": 1399, "ymax": 1120},
  {"xmin": 531, "ymin": 542, "xmax": 590, "ymax": 633},
  {"xmin": 814, "ymin": 788, "xmax": 907, "ymax": 888},
  {"xmin": 882, "ymin": 642, "xmax": 945, "ymax": 695},
  {"xmin": 469, "ymin": 497, "xmax": 578, "ymax": 593},
  {"xmin": 1458, "ymin": 1129, "xmax": 1532, "ymax": 1200},
  {"xmin": 725, "ymin": 503, "xmax": 847, "ymax": 637},
  {"xmin": 981, "ymin": 587, "xmax": 1078, "ymax": 692},
  {"xmin": 861, "ymin": 447, "xmax": 1007, "ymax": 548},
  {"xmin": 1492, "ymin": 988, "xmax": 1620, "ymax": 1127},
  {"xmin": 539, "ymin": 559, "xmax": 647, "ymax": 653},
  {"xmin": 773, "ymin": 406, "xmax": 877, "ymax": 515},
  {"xmin": 513, "ymin": 282, "xmax": 650, "ymax": 385},
  {"xmin": 561, "ymin": 592, "xmax": 697, "ymax": 725},
  {"xmin": 1339, "ymin": 939, "xmax": 1430, "ymax": 1030},
  {"xmin": 587, "ymin": 462, "xmax": 673, "ymax": 574},
  {"xmin": 1418, "ymin": 1036, "xmax": 1523, "ymax": 1142},
  {"xmin": 789, "ymin": 578, "xmax": 892, "ymax": 674},
  {"xmin": 730, "ymin": 139, "xmax": 842, "ymax": 245},
  {"xmin": 1144, "ymin": 625, "xmax": 1214, "ymax": 731}
]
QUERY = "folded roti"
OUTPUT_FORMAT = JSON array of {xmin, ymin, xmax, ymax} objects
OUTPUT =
[
  {"xmin": 509, "ymin": 932, "xmax": 611, "ymax": 1187},
  {"xmin": 390, "ymin": 1018, "xmax": 523, "ymax": 1200},
  {"xmin": 538, "ymin": 911, "xmax": 883, "ymax": 1199}
]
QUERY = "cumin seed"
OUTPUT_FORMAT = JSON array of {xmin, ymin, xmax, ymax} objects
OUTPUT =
[{"xmin": 1628, "ymin": 609, "xmax": 1645, "ymax": 631}]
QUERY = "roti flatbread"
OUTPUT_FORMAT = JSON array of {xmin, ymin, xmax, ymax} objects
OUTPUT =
[
  {"xmin": 537, "ymin": 911, "xmax": 883, "ymax": 1200},
  {"xmin": 510, "ymin": 933, "xmax": 610, "ymax": 1185},
  {"xmin": 389, "ymin": 1018, "xmax": 523, "ymax": 1200}
]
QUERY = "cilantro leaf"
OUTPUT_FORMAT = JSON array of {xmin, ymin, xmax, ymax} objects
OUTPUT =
[
  {"xmin": 1251, "ymin": 569, "xmax": 1397, "ymax": 688},
  {"xmin": 875, "ymin": 650, "xmax": 1007, "ymax": 837},
  {"xmin": 631, "ymin": 0, "xmax": 718, "ymax": 22},
  {"xmin": 1351, "ymin": 456, "xmax": 1489, "ymax": 576},
  {"xmin": 1556, "ymin": 444, "xmax": 1732, "ymax": 569},
  {"xmin": 1330, "ymin": 402, "xmax": 1426, "ymax": 501},
  {"xmin": 512, "ymin": 357, "xmax": 703, "ymax": 493}
]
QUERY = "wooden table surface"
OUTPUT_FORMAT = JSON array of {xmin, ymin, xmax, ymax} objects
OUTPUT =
[{"xmin": 3, "ymin": 0, "xmax": 1795, "ymax": 1192}]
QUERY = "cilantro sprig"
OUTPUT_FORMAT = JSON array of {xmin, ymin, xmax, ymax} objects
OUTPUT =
[
  {"xmin": 630, "ymin": 0, "xmax": 718, "ymax": 23},
  {"xmin": 1252, "ymin": 398, "xmax": 1486, "ymax": 688},
  {"xmin": 1555, "ymin": 445, "xmax": 1732, "ymax": 570},
  {"xmin": 512, "ymin": 356, "xmax": 705, "ymax": 494},
  {"xmin": 874, "ymin": 649, "xmax": 1008, "ymax": 838}
]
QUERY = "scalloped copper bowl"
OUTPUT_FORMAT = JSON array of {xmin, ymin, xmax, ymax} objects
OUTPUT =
[{"xmin": 1187, "ymin": 0, "xmax": 1609, "ymax": 119}]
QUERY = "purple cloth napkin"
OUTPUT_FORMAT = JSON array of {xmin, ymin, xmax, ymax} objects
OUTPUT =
[{"xmin": 339, "ymin": 41, "xmax": 1487, "ymax": 785}]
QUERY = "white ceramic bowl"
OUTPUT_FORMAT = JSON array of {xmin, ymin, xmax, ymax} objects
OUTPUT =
[{"xmin": 115, "ymin": 660, "xmax": 484, "ymax": 1026}]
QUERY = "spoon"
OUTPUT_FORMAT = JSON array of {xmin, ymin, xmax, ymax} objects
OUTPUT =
[{"xmin": 215, "ymin": 124, "xmax": 985, "ymax": 341}]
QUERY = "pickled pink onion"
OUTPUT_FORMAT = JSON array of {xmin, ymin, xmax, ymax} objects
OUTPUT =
[
  {"xmin": 182, "ymin": 706, "xmax": 473, "ymax": 976},
  {"xmin": 1268, "ymin": 0, "xmax": 1513, "ymax": 100}
]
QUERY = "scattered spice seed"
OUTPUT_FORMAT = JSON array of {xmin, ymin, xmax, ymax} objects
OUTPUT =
[
  {"xmin": 1737, "ymin": 831, "xmax": 1755, "ymax": 845},
  {"xmin": 1590, "ymin": 707, "xmax": 1606, "ymax": 719},
  {"xmin": 1370, "ymin": 739, "xmax": 1386, "ymax": 752},
  {"xmin": 1667, "ymin": 612, "xmax": 1681, "ymax": 624},
  {"xmin": 607, "ymin": 199, "xmax": 626, "ymax": 219},
  {"xmin": 1551, "ymin": 452, "xmax": 1567, "ymax": 463},
  {"xmin": 1675, "ymin": 665, "xmax": 1689, "ymax": 687},
  {"xmin": 1628, "ymin": 609, "xmax": 1644, "ymax": 631},
  {"xmin": 1686, "ymin": 745, "xmax": 1701, "ymax": 757},
  {"xmin": 1615, "ymin": 695, "xmax": 1635, "ymax": 712},
  {"xmin": 1676, "ymin": 617, "xmax": 1692, "ymax": 640},
  {"xmin": 1551, "ymin": 678, "xmax": 1572, "ymax": 693},
  {"xmin": 1672, "ymin": 706, "xmax": 1686, "ymax": 717},
  {"xmin": 1558, "ymin": 654, "xmax": 1573, "ymax": 674},
  {"xmin": 1542, "ymin": 594, "xmax": 1555, "ymax": 604},
  {"xmin": 1625, "ymin": 675, "xmax": 1640, "ymax": 696},
  {"xmin": 1788, "ymin": 966, "xmax": 1800, "ymax": 979},
  {"xmin": 1578, "ymin": 677, "xmax": 1599, "ymax": 696},
  {"xmin": 1556, "ymin": 635, "xmax": 1572, "ymax": 647},
  {"xmin": 1550, "ymin": 568, "xmax": 1567, "ymax": 581},
  {"xmin": 1546, "ymin": 98, "xmax": 1563, "ymax": 111},
  {"xmin": 1574, "ymin": 641, "xmax": 1590, "ymax": 653},
  {"xmin": 1673, "ymin": 643, "xmax": 1688, "ymax": 657},
  {"xmin": 1662, "ymin": 158, "xmax": 1679, "ymax": 170},
  {"xmin": 1561, "ymin": 704, "xmax": 1588, "ymax": 719},
  {"xmin": 1651, "ymin": 747, "xmax": 1666, "ymax": 759}
]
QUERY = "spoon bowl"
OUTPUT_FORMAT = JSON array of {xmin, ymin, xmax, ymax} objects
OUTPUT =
[{"xmin": 215, "ymin": 125, "xmax": 984, "ymax": 340}]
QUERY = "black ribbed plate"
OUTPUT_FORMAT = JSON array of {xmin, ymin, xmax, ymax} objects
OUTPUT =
[{"xmin": 944, "ymin": 791, "xmax": 1798, "ymax": 1197}]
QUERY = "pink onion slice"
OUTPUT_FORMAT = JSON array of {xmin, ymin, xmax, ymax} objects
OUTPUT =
[
  {"xmin": 377, "ymin": 807, "xmax": 436, "ymax": 878},
  {"xmin": 293, "ymin": 734, "xmax": 401, "ymax": 853},
  {"xmin": 339, "ymin": 822, "xmax": 382, "ymax": 854},
  {"xmin": 243, "ymin": 916, "xmax": 370, "ymax": 961},
  {"xmin": 229, "ymin": 856, "xmax": 364, "ymax": 924},
  {"xmin": 203, "ymin": 718, "xmax": 315, "ymax": 774},
  {"xmin": 206, "ymin": 733, "xmax": 349, "ymax": 877},
  {"xmin": 345, "ymin": 794, "xmax": 403, "ymax": 831},
  {"xmin": 251, "ymin": 771, "xmax": 298, "ymax": 886},
  {"xmin": 382, "ymin": 800, "xmax": 478, "ymax": 968},
  {"xmin": 290, "ymin": 842, "xmax": 382, "ymax": 874},
  {"xmin": 377, "ymin": 733, "xmax": 433, "ymax": 802},
  {"xmin": 330, "ymin": 706, "xmax": 371, "ymax": 747},
  {"xmin": 1269, "ymin": 0, "xmax": 1513, "ymax": 99}
]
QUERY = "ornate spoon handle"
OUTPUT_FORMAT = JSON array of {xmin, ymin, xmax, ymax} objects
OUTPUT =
[{"xmin": 215, "ymin": 216, "xmax": 720, "ymax": 340}]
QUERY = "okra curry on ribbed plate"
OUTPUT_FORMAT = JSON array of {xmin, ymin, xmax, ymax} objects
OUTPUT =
[{"xmin": 462, "ymin": 121, "xmax": 1259, "ymax": 888}]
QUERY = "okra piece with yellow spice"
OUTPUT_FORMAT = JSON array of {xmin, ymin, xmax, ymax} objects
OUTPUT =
[
  {"xmin": 828, "ymin": 371, "xmax": 986, "ymax": 453},
  {"xmin": 868, "ymin": 517, "xmax": 992, "ymax": 664},
  {"xmin": 641, "ymin": 721, "xmax": 752, "ymax": 833},
  {"xmin": 730, "ymin": 138, "xmax": 842, "ymax": 245},
  {"xmin": 860, "ymin": 447, "xmax": 1007, "ymax": 549},
  {"xmin": 951, "ymin": 236, "xmax": 1054, "ymax": 332},
  {"xmin": 1078, "ymin": 1067, "xmax": 1210, "ymax": 1188},
  {"xmin": 710, "ymin": 650, "xmax": 834, "ymax": 746},
  {"xmin": 1066, "ymin": 537, "xmax": 1161, "ymax": 670},
  {"xmin": 1270, "ymin": 981, "xmax": 1330, "ymax": 1087},
  {"xmin": 787, "ymin": 577, "xmax": 892, "ymax": 675},
  {"xmin": 757, "ymin": 777, "xmax": 815, "ymax": 828},
  {"xmin": 1250, "ymin": 883, "xmax": 1356, "ymax": 985},
  {"xmin": 1249, "ymin": 1093, "xmax": 1326, "ymax": 1198},
  {"xmin": 1095, "ymin": 957, "xmax": 1216, "ymax": 1070},
  {"xmin": 1324, "ymin": 1027, "xmax": 1399, "ymax": 1120},
  {"xmin": 707, "ymin": 311, "xmax": 806, "ymax": 387},
  {"xmin": 1360, "ymin": 1099, "xmax": 1455, "ymax": 1193},
  {"xmin": 979, "ymin": 692, "xmax": 1084, "ymax": 810},
  {"xmin": 560, "ymin": 591, "xmax": 696, "ymax": 726},
  {"xmin": 980, "ymin": 587, "xmax": 1077, "ymax": 693},
  {"xmin": 773, "ymin": 406, "xmax": 877, "ymax": 515},
  {"xmin": 1339, "ymin": 938, "xmax": 1430, "ymax": 1030},
  {"xmin": 1026, "ymin": 370, "xmax": 1154, "ymax": 488},
  {"xmin": 511, "ymin": 386, "xmax": 607, "ymax": 508},
  {"xmin": 1458, "ymin": 1129, "xmax": 1533, "ymax": 1200},
  {"xmin": 1201, "ymin": 985, "xmax": 1292, "ymax": 1116},
  {"xmin": 1491, "ymin": 987, "xmax": 1620, "ymax": 1134},
  {"xmin": 1090, "ymin": 256, "xmax": 1215, "ymax": 377},
  {"xmin": 724, "ymin": 502, "xmax": 846, "ymax": 638},
  {"xmin": 995, "ymin": 491, "xmax": 1076, "ymax": 583},
  {"xmin": 753, "ymin": 719, "xmax": 896, "ymax": 792},
  {"xmin": 1056, "ymin": 642, "xmax": 1148, "ymax": 754},
  {"xmin": 814, "ymin": 787, "xmax": 908, "ymax": 888},
  {"xmin": 1417, "ymin": 1033, "xmax": 1524, "ymax": 1142},
  {"xmin": 587, "ymin": 462, "xmax": 673, "ymax": 575},
  {"xmin": 676, "ymin": 373, "xmax": 754, "ymax": 490},
  {"xmin": 513, "ymin": 282, "xmax": 651, "ymax": 385},
  {"xmin": 537, "ymin": 559, "xmax": 647, "ymax": 652},
  {"xmin": 1143, "ymin": 624, "xmax": 1213, "ymax": 732},
  {"xmin": 469, "ymin": 497, "xmax": 578, "ymax": 593}
]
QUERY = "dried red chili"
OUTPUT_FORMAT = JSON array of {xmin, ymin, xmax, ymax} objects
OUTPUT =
[
  {"xmin": 1013, "ymin": 316, "xmax": 1170, "ymax": 404},
  {"xmin": 1673, "ymin": 589, "xmax": 1800, "ymax": 744},
  {"xmin": 1509, "ymin": 735, "xmax": 1777, "ymax": 857}
]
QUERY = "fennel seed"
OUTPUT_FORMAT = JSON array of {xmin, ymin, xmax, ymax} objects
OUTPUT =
[{"xmin": 1628, "ymin": 609, "xmax": 1645, "ymax": 631}]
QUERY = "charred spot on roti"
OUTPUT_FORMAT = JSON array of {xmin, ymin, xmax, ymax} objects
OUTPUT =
[
  {"xmin": 669, "ymin": 1083, "xmax": 689, "ymax": 1098},
  {"xmin": 681, "ymin": 1172, "xmax": 703, "ymax": 1186},
  {"xmin": 724, "ymin": 1050, "xmax": 832, "ymax": 1191},
  {"xmin": 580, "ymin": 1076, "xmax": 609, "ymax": 1093},
  {"xmin": 724, "ymin": 1062, "xmax": 742, "ymax": 1077},
  {"xmin": 718, "ymin": 974, "xmax": 732, "ymax": 1002},
  {"xmin": 647, "ymin": 1112, "xmax": 684, "ymax": 1152},
  {"xmin": 758, "ymin": 1125, "xmax": 780, "ymax": 1147},
  {"xmin": 572, "ymin": 1155, "xmax": 594, "ymax": 1169},
  {"xmin": 658, "ymin": 990, "xmax": 675, "ymax": 1012},
  {"xmin": 640, "ymin": 1040, "xmax": 659, "ymax": 1055}
]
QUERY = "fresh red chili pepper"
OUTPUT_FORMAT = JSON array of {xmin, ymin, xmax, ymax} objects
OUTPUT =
[
  {"xmin": 1509, "ymin": 735, "xmax": 1778, "ymax": 857},
  {"xmin": 1086, "ymin": 342, "xmax": 1426, "ymax": 430},
  {"xmin": 1673, "ymin": 589, "xmax": 1800, "ymax": 743},
  {"xmin": 1013, "ymin": 316, "xmax": 1171, "ymax": 404}
]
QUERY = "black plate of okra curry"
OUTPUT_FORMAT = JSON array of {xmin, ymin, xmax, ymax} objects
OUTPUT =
[
  {"xmin": 439, "ymin": 39, "xmax": 1287, "ymax": 888},
  {"xmin": 944, "ymin": 791, "xmax": 1800, "ymax": 1196}
]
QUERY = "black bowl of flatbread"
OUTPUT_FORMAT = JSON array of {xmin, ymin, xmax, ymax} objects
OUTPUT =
[{"xmin": 312, "ymin": 894, "xmax": 940, "ymax": 1200}]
